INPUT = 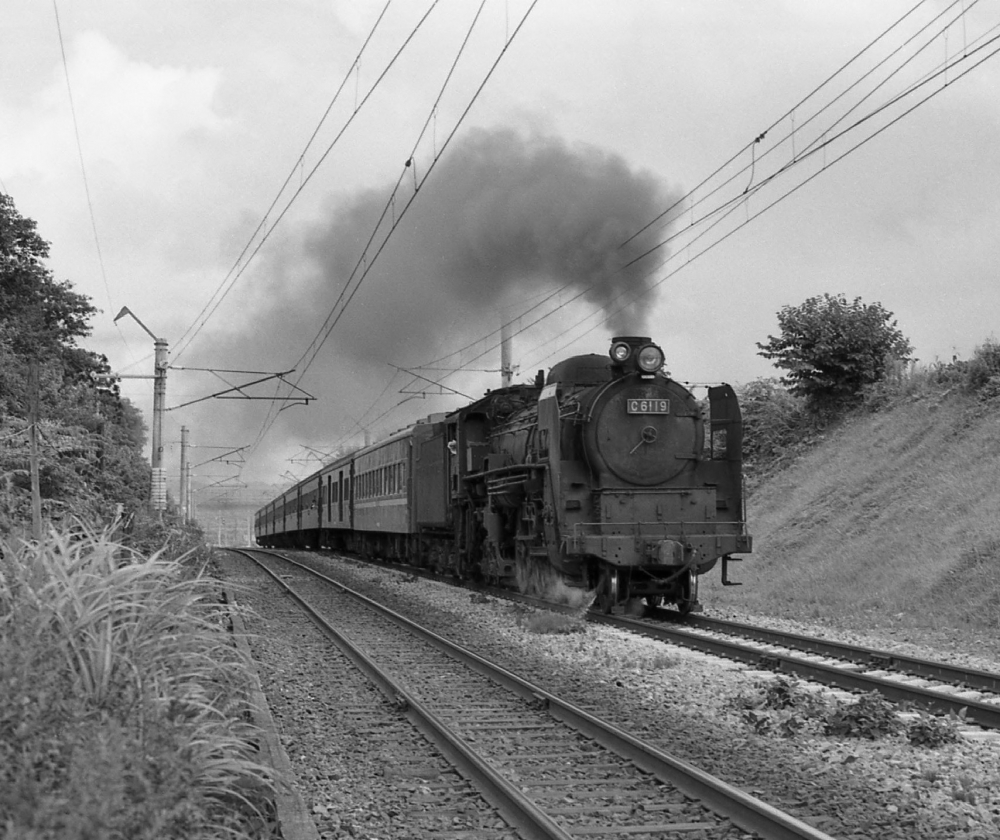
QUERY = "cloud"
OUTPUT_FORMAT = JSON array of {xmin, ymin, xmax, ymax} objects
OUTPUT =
[{"xmin": 1, "ymin": 31, "xmax": 226, "ymax": 189}]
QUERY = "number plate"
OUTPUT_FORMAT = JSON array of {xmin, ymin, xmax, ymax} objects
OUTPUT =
[{"xmin": 626, "ymin": 398, "xmax": 669, "ymax": 414}]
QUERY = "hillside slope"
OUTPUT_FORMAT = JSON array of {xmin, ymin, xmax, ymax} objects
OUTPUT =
[{"xmin": 703, "ymin": 393, "xmax": 1000, "ymax": 636}]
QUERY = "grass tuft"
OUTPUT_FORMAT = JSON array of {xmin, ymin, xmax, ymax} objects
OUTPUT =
[{"xmin": 0, "ymin": 524, "xmax": 276, "ymax": 839}]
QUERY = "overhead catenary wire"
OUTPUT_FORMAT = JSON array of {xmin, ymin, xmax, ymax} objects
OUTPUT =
[
  {"xmin": 288, "ymin": 0, "xmax": 492, "ymax": 381},
  {"xmin": 246, "ymin": 2, "xmax": 999, "ymax": 471},
  {"xmin": 247, "ymin": 0, "xmax": 487, "ymax": 454},
  {"xmin": 618, "ymin": 0, "xmax": 986, "ymax": 276},
  {"xmin": 619, "ymin": 0, "xmax": 937, "ymax": 251},
  {"xmin": 520, "ymin": 27, "xmax": 1000, "ymax": 373},
  {"xmin": 248, "ymin": 0, "xmax": 540, "ymax": 459},
  {"xmin": 51, "ymin": 0, "xmax": 118, "ymax": 320},
  {"xmin": 368, "ymin": 5, "xmax": 1000, "ymax": 419},
  {"xmin": 385, "ymin": 2, "xmax": 971, "ymax": 403},
  {"xmin": 172, "ymin": 0, "xmax": 431, "ymax": 363},
  {"xmin": 173, "ymin": 0, "xmax": 393, "ymax": 361}
]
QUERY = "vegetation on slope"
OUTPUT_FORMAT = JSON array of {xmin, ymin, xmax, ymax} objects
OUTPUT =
[{"xmin": 706, "ymin": 341, "xmax": 1000, "ymax": 635}]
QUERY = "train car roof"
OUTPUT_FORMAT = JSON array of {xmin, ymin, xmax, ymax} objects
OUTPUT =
[{"xmin": 255, "ymin": 415, "xmax": 444, "ymax": 516}]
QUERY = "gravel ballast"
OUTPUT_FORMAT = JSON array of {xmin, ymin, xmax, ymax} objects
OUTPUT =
[{"xmin": 218, "ymin": 551, "xmax": 1000, "ymax": 840}]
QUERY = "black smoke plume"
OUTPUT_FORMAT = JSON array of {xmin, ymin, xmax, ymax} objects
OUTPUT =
[{"xmin": 194, "ymin": 128, "xmax": 676, "ymax": 469}]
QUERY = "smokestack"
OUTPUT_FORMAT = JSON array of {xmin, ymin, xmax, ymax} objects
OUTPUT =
[{"xmin": 501, "ymin": 319, "xmax": 513, "ymax": 388}]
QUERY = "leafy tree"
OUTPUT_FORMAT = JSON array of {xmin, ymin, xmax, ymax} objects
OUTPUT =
[
  {"xmin": 756, "ymin": 293, "xmax": 912, "ymax": 410},
  {"xmin": 0, "ymin": 193, "xmax": 97, "ymax": 357},
  {"xmin": 0, "ymin": 194, "xmax": 150, "ymax": 532}
]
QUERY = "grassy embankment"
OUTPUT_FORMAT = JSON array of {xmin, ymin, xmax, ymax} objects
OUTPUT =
[
  {"xmin": 704, "ymin": 361, "xmax": 1000, "ymax": 638},
  {"xmin": 0, "ymin": 527, "xmax": 276, "ymax": 839}
]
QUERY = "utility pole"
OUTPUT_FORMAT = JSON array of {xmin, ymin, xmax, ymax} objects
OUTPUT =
[
  {"xmin": 151, "ymin": 336, "xmax": 168, "ymax": 511},
  {"xmin": 179, "ymin": 426, "xmax": 189, "ymax": 525},
  {"xmin": 114, "ymin": 307, "xmax": 168, "ymax": 512},
  {"xmin": 27, "ymin": 361, "xmax": 42, "ymax": 541},
  {"xmin": 501, "ymin": 319, "xmax": 514, "ymax": 388}
]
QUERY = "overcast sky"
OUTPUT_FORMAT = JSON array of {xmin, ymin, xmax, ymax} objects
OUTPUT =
[{"xmin": 4, "ymin": 1, "xmax": 999, "ymax": 502}]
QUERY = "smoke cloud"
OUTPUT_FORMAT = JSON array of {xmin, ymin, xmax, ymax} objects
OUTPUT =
[{"xmin": 193, "ymin": 127, "xmax": 676, "ymax": 472}]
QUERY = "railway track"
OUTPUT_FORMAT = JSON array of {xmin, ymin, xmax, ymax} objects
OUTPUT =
[
  {"xmin": 298, "ymin": 548, "xmax": 1000, "ymax": 733},
  {"xmin": 589, "ymin": 609, "xmax": 1000, "ymax": 733},
  {"xmin": 233, "ymin": 548, "xmax": 838, "ymax": 840}
]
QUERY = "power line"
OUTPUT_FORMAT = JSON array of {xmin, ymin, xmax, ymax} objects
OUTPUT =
[
  {"xmin": 376, "ymin": 4, "xmax": 1000, "ymax": 403},
  {"xmin": 248, "ymin": 3, "xmax": 1000, "ymax": 467},
  {"xmin": 619, "ymin": 0, "xmax": 938, "ymax": 251},
  {"xmin": 51, "ymin": 0, "xmax": 115, "ymax": 316},
  {"xmin": 172, "ymin": 0, "xmax": 424, "ymax": 362},
  {"xmin": 248, "ymin": 0, "xmax": 540, "ymax": 458}
]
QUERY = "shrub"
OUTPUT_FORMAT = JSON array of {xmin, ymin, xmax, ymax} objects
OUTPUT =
[
  {"xmin": 961, "ymin": 340, "xmax": 1000, "ymax": 399},
  {"xmin": 737, "ymin": 379, "xmax": 808, "ymax": 465},
  {"xmin": 906, "ymin": 711, "xmax": 962, "ymax": 747},
  {"xmin": 757, "ymin": 293, "xmax": 912, "ymax": 411},
  {"xmin": 823, "ymin": 691, "xmax": 902, "ymax": 739},
  {"xmin": 0, "ymin": 526, "xmax": 276, "ymax": 839}
]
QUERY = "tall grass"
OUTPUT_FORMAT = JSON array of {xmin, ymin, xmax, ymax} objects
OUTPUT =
[{"xmin": 0, "ymin": 526, "xmax": 276, "ymax": 839}]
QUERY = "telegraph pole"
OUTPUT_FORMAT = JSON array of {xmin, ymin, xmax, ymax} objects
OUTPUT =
[
  {"xmin": 501, "ymin": 319, "xmax": 514, "ymax": 387},
  {"xmin": 179, "ymin": 426, "xmax": 189, "ymax": 524},
  {"xmin": 151, "ymin": 337, "xmax": 168, "ymax": 511},
  {"xmin": 114, "ymin": 307, "xmax": 168, "ymax": 512}
]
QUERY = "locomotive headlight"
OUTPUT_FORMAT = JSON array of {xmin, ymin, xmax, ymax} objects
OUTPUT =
[
  {"xmin": 610, "ymin": 341, "xmax": 632, "ymax": 363},
  {"xmin": 637, "ymin": 344, "xmax": 665, "ymax": 372}
]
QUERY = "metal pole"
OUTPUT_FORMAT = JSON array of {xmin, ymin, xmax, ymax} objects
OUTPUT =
[
  {"xmin": 179, "ymin": 426, "xmax": 189, "ymax": 524},
  {"xmin": 151, "ymin": 338, "xmax": 168, "ymax": 512},
  {"xmin": 114, "ymin": 309, "xmax": 169, "ymax": 515},
  {"xmin": 501, "ymin": 319, "xmax": 512, "ymax": 387}
]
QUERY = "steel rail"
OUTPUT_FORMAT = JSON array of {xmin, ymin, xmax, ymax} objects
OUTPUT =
[
  {"xmin": 236, "ymin": 549, "xmax": 571, "ymax": 840},
  {"xmin": 287, "ymin": 550, "xmax": 1000, "ymax": 728},
  {"xmin": 674, "ymin": 612, "xmax": 1000, "ymax": 693},
  {"xmin": 590, "ymin": 612, "xmax": 1000, "ymax": 729},
  {"xmin": 239, "ymin": 548, "xmax": 838, "ymax": 840}
]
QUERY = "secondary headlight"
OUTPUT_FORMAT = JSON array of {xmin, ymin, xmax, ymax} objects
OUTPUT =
[
  {"xmin": 637, "ymin": 344, "xmax": 664, "ymax": 372},
  {"xmin": 610, "ymin": 341, "xmax": 632, "ymax": 363}
]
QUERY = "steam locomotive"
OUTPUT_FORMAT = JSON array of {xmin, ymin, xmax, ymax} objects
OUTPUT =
[{"xmin": 254, "ymin": 336, "xmax": 751, "ymax": 613}]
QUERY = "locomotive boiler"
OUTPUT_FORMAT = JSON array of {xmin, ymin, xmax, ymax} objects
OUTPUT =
[{"xmin": 255, "ymin": 335, "xmax": 751, "ymax": 614}]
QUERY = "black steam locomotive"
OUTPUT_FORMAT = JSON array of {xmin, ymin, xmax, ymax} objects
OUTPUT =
[{"xmin": 255, "ymin": 336, "xmax": 751, "ymax": 613}]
